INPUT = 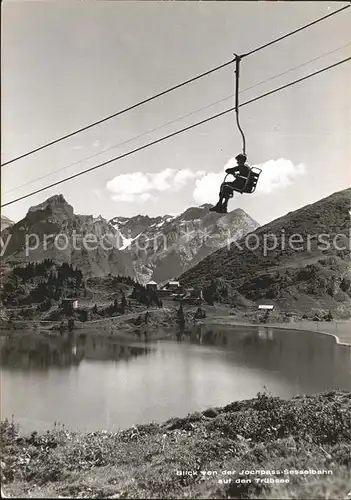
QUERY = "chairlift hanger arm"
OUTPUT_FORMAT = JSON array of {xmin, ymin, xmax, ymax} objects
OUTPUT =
[{"xmin": 234, "ymin": 54, "xmax": 246, "ymax": 156}]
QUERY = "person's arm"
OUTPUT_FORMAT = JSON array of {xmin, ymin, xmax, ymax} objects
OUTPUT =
[
  {"xmin": 225, "ymin": 166, "xmax": 240, "ymax": 176},
  {"xmin": 236, "ymin": 165, "xmax": 250, "ymax": 177}
]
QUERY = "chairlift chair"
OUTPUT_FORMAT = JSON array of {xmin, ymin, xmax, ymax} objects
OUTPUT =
[{"xmin": 223, "ymin": 166, "xmax": 262, "ymax": 195}]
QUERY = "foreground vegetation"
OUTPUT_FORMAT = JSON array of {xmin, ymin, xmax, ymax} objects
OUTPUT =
[{"xmin": 1, "ymin": 391, "xmax": 350, "ymax": 499}]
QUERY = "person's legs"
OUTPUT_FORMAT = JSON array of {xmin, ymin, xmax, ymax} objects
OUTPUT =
[
  {"xmin": 231, "ymin": 176, "xmax": 247, "ymax": 192},
  {"xmin": 210, "ymin": 186, "xmax": 224, "ymax": 212},
  {"xmin": 210, "ymin": 200, "xmax": 223, "ymax": 212},
  {"xmin": 221, "ymin": 182, "xmax": 234, "ymax": 198},
  {"xmin": 210, "ymin": 183, "xmax": 233, "ymax": 213},
  {"xmin": 220, "ymin": 197, "xmax": 229, "ymax": 213}
]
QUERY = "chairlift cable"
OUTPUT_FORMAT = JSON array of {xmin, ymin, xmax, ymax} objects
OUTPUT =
[
  {"xmin": 2, "ymin": 56, "xmax": 350, "ymax": 208},
  {"xmin": 1, "ymin": 4, "xmax": 349, "ymax": 168},
  {"xmin": 5, "ymin": 41, "xmax": 350, "ymax": 196},
  {"xmin": 240, "ymin": 4, "xmax": 350, "ymax": 59}
]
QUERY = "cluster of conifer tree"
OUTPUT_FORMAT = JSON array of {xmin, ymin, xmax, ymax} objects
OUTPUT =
[
  {"xmin": 2, "ymin": 260, "xmax": 84, "ymax": 305},
  {"xmin": 130, "ymin": 283, "xmax": 163, "ymax": 308}
]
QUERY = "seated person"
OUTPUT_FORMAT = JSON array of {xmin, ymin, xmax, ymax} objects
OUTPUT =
[{"xmin": 210, "ymin": 153, "xmax": 251, "ymax": 213}]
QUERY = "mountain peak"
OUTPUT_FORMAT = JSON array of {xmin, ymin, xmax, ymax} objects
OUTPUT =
[{"xmin": 27, "ymin": 194, "xmax": 74, "ymax": 217}]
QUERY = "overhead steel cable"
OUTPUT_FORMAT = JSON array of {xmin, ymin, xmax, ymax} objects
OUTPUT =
[
  {"xmin": 2, "ymin": 55, "xmax": 350, "ymax": 209},
  {"xmin": 241, "ymin": 3, "xmax": 350, "ymax": 58},
  {"xmin": 5, "ymin": 41, "xmax": 350, "ymax": 196},
  {"xmin": 0, "ymin": 58, "xmax": 236, "ymax": 168},
  {"xmin": 232, "ymin": 3, "xmax": 351, "ymax": 156},
  {"xmin": 1, "ymin": 4, "xmax": 349, "ymax": 168}
]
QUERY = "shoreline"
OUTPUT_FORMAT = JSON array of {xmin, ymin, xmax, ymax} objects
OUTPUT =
[
  {"xmin": 1, "ymin": 312, "xmax": 351, "ymax": 347},
  {"xmin": 200, "ymin": 317, "xmax": 351, "ymax": 347}
]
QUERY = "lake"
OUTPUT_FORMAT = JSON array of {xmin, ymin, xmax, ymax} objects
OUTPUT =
[{"xmin": 0, "ymin": 325, "xmax": 350, "ymax": 434}]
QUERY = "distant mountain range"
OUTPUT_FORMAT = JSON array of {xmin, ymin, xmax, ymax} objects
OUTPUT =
[
  {"xmin": 110, "ymin": 204, "xmax": 259, "ymax": 284},
  {"xmin": 1, "ymin": 196, "xmax": 259, "ymax": 284},
  {"xmin": 179, "ymin": 188, "xmax": 351, "ymax": 317}
]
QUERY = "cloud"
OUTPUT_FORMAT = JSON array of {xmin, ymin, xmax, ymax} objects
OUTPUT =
[
  {"xmin": 257, "ymin": 159, "xmax": 307, "ymax": 194},
  {"xmin": 172, "ymin": 169, "xmax": 206, "ymax": 191},
  {"xmin": 193, "ymin": 173, "xmax": 223, "ymax": 205},
  {"xmin": 107, "ymin": 172, "xmax": 152, "ymax": 196},
  {"xmin": 193, "ymin": 158, "xmax": 307, "ymax": 204},
  {"xmin": 112, "ymin": 193, "xmax": 158, "ymax": 203},
  {"xmin": 150, "ymin": 168, "xmax": 175, "ymax": 191},
  {"xmin": 107, "ymin": 169, "xmax": 204, "ymax": 203},
  {"xmin": 106, "ymin": 161, "xmax": 306, "ymax": 205},
  {"xmin": 138, "ymin": 193, "xmax": 158, "ymax": 203}
]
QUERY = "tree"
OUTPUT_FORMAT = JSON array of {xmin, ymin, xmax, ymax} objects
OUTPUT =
[
  {"xmin": 135, "ymin": 315, "xmax": 142, "ymax": 326},
  {"xmin": 39, "ymin": 298, "xmax": 52, "ymax": 311},
  {"xmin": 203, "ymin": 282, "xmax": 216, "ymax": 305},
  {"xmin": 130, "ymin": 285, "xmax": 149, "ymax": 305},
  {"xmin": 177, "ymin": 302, "xmax": 185, "ymax": 334},
  {"xmin": 79, "ymin": 310, "xmax": 89, "ymax": 322},
  {"xmin": 325, "ymin": 310, "xmax": 333, "ymax": 322},
  {"xmin": 194, "ymin": 307, "xmax": 206, "ymax": 320},
  {"xmin": 121, "ymin": 292, "xmax": 127, "ymax": 310},
  {"xmin": 59, "ymin": 320, "xmax": 65, "ymax": 335},
  {"xmin": 22, "ymin": 308, "xmax": 34, "ymax": 320}
]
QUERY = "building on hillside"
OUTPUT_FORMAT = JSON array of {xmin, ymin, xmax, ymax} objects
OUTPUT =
[
  {"xmin": 258, "ymin": 305, "xmax": 274, "ymax": 311},
  {"xmin": 146, "ymin": 280, "xmax": 158, "ymax": 291},
  {"xmin": 257, "ymin": 304, "xmax": 274, "ymax": 323},
  {"xmin": 61, "ymin": 298, "xmax": 79, "ymax": 315},
  {"xmin": 185, "ymin": 288, "xmax": 203, "ymax": 299},
  {"xmin": 164, "ymin": 281, "xmax": 183, "ymax": 293}
]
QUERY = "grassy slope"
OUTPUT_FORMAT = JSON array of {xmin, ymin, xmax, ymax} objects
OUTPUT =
[
  {"xmin": 179, "ymin": 189, "xmax": 351, "ymax": 316},
  {"xmin": 1, "ymin": 391, "xmax": 350, "ymax": 499}
]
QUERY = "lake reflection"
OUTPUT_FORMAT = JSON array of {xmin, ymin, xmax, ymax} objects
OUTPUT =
[
  {"xmin": 0, "ymin": 334, "xmax": 150, "ymax": 369},
  {"xmin": 0, "ymin": 326, "xmax": 350, "ymax": 434}
]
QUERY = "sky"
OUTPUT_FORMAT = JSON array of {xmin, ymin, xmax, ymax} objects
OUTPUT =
[{"xmin": 1, "ymin": 1, "xmax": 350, "ymax": 226}]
